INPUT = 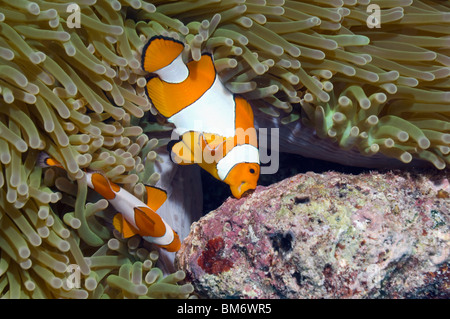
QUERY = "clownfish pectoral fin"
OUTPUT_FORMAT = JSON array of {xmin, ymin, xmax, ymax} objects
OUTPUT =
[
  {"xmin": 134, "ymin": 206, "xmax": 166, "ymax": 237},
  {"xmin": 113, "ymin": 213, "xmax": 139, "ymax": 239},
  {"xmin": 199, "ymin": 133, "xmax": 225, "ymax": 151},
  {"xmin": 169, "ymin": 139, "xmax": 196, "ymax": 165},
  {"xmin": 144, "ymin": 185, "xmax": 167, "ymax": 212},
  {"xmin": 199, "ymin": 133, "xmax": 226, "ymax": 161},
  {"xmin": 141, "ymin": 36, "xmax": 184, "ymax": 73}
]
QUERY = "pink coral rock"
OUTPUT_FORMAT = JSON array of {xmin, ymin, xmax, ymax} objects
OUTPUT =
[{"xmin": 176, "ymin": 170, "xmax": 450, "ymax": 298}]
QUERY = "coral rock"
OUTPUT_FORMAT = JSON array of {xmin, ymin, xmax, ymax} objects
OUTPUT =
[{"xmin": 176, "ymin": 170, "xmax": 450, "ymax": 298}]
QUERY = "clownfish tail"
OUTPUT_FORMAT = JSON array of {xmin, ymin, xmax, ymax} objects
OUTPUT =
[{"xmin": 141, "ymin": 35, "xmax": 185, "ymax": 73}]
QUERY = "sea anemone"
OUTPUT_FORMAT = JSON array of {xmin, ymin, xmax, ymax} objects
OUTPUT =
[{"xmin": 0, "ymin": 0, "xmax": 448, "ymax": 298}]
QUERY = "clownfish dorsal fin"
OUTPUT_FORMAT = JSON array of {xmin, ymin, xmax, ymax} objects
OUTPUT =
[
  {"xmin": 144, "ymin": 185, "xmax": 167, "ymax": 212},
  {"xmin": 113, "ymin": 213, "xmax": 139, "ymax": 239},
  {"xmin": 234, "ymin": 96, "xmax": 255, "ymax": 132},
  {"xmin": 234, "ymin": 96, "xmax": 258, "ymax": 147},
  {"xmin": 141, "ymin": 36, "xmax": 185, "ymax": 73}
]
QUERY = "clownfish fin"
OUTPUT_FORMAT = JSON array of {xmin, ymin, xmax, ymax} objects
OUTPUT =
[
  {"xmin": 234, "ymin": 96, "xmax": 258, "ymax": 147},
  {"xmin": 170, "ymin": 138, "xmax": 196, "ymax": 165},
  {"xmin": 199, "ymin": 133, "xmax": 226, "ymax": 160},
  {"xmin": 37, "ymin": 152, "xmax": 64, "ymax": 169},
  {"xmin": 141, "ymin": 35, "xmax": 185, "ymax": 73},
  {"xmin": 144, "ymin": 185, "xmax": 167, "ymax": 212},
  {"xmin": 134, "ymin": 206, "xmax": 166, "ymax": 237},
  {"xmin": 201, "ymin": 133, "xmax": 227, "ymax": 150},
  {"xmin": 234, "ymin": 96, "xmax": 255, "ymax": 131},
  {"xmin": 113, "ymin": 213, "xmax": 139, "ymax": 239},
  {"xmin": 144, "ymin": 53, "xmax": 216, "ymax": 118},
  {"xmin": 89, "ymin": 172, "xmax": 119, "ymax": 200}
]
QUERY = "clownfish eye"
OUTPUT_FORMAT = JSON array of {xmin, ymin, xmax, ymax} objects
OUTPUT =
[{"xmin": 249, "ymin": 168, "xmax": 255, "ymax": 174}]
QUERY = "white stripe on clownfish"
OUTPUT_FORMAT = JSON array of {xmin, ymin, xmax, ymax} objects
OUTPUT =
[
  {"xmin": 38, "ymin": 153, "xmax": 181, "ymax": 252},
  {"xmin": 216, "ymin": 144, "xmax": 260, "ymax": 181},
  {"xmin": 154, "ymin": 54, "xmax": 189, "ymax": 84},
  {"xmin": 167, "ymin": 73, "xmax": 236, "ymax": 138}
]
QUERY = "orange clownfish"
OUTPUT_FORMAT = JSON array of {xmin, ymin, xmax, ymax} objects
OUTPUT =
[
  {"xmin": 39, "ymin": 153, "xmax": 181, "ymax": 252},
  {"xmin": 142, "ymin": 36, "xmax": 260, "ymax": 199}
]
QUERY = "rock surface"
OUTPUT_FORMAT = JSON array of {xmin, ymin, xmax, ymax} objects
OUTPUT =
[{"xmin": 176, "ymin": 170, "xmax": 450, "ymax": 298}]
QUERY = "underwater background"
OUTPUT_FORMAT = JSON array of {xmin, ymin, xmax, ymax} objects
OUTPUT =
[{"xmin": 0, "ymin": 0, "xmax": 448, "ymax": 298}]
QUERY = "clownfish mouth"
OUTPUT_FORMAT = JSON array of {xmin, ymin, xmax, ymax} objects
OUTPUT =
[
  {"xmin": 233, "ymin": 182, "xmax": 256, "ymax": 199},
  {"xmin": 240, "ymin": 188, "xmax": 255, "ymax": 198}
]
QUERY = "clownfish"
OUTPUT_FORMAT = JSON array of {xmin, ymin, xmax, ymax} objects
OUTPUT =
[
  {"xmin": 142, "ymin": 36, "xmax": 260, "ymax": 199},
  {"xmin": 38, "ymin": 153, "xmax": 181, "ymax": 252}
]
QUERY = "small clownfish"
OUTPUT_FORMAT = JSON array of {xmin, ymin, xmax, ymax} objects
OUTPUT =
[
  {"xmin": 142, "ymin": 36, "xmax": 260, "ymax": 199},
  {"xmin": 38, "ymin": 153, "xmax": 181, "ymax": 252}
]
